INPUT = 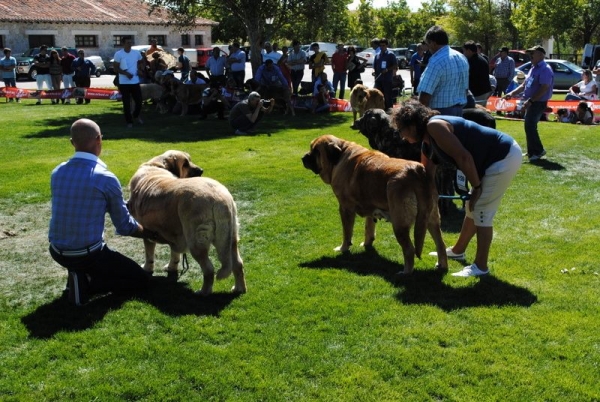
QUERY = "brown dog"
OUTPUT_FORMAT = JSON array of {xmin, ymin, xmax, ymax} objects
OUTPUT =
[
  {"xmin": 128, "ymin": 150, "xmax": 246, "ymax": 295},
  {"xmin": 302, "ymin": 135, "xmax": 448, "ymax": 274},
  {"xmin": 158, "ymin": 75, "xmax": 206, "ymax": 116},
  {"xmin": 349, "ymin": 84, "xmax": 385, "ymax": 122},
  {"xmin": 245, "ymin": 79, "xmax": 295, "ymax": 116}
]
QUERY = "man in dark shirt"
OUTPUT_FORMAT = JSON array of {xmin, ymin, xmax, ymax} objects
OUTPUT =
[
  {"xmin": 33, "ymin": 45, "xmax": 52, "ymax": 104},
  {"xmin": 71, "ymin": 49, "xmax": 96, "ymax": 104},
  {"xmin": 60, "ymin": 47, "xmax": 75, "ymax": 104},
  {"xmin": 463, "ymin": 40, "xmax": 492, "ymax": 106},
  {"xmin": 373, "ymin": 38, "xmax": 397, "ymax": 110}
]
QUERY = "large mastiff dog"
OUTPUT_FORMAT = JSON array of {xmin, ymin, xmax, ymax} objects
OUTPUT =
[
  {"xmin": 302, "ymin": 135, "xmax": 448, "ymax": 274},
  {"xmin": 128, "ymin": 150, "xmax": 246, "ymax": 295},
  {"xmin": 349, "ymin": 83, "xmax": 385, "ymax": 122}
]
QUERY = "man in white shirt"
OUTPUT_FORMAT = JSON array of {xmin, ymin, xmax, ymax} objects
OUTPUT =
[
  {"xmin": 113, "ymin": 37, "xmax": 143, "ymax": 128},
  {"xmin": 227, "ymin": 42, "xmax": 246, "ymax": 89}
]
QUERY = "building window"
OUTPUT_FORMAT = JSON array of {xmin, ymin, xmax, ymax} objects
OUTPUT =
[
  {"xmin": 29, "ymin": 35, "xmax": 55, "ymax": 48},
  {"xmin": 113, "ymin": 35, "xmax": 133, "ymax": 47},
  {"xmin": 181, "ymin": 34, "xmax": 190, "ymax": 47},
  {"xmin": 148, "ymin": 35, "xmax": 166, "ymax": 46},
  {"xmin": 194, "ymin": 35, "xmax": 204, "ymax": 46},
  {"xmin": 75, "ymin": 35, "xmax": 98, "ymax": 48}
]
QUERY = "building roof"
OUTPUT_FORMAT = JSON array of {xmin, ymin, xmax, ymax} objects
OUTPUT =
[{"xmin": 0, "ymin": 0, "xmax": 217, "ymax": 26}]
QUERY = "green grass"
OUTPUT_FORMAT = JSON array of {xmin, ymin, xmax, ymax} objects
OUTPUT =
[{"xmin": 1, "ymin": 99, "xmax": 599, "ymax": 401}]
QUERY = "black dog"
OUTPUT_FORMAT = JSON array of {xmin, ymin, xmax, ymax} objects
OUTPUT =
[{"xmin": 352, "ymin": 107, "xmax": 496, "ymax": 215}]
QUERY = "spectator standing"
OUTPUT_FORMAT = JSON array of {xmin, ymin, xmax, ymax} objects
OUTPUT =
[
  {"xmin": 49, "ymin": 50, "xmax": 63, "ymax": 104},
  {"xmin": 418, "ymin": 26, "xmax": 469, "ymax": 116},
  {"xmin": 176, "ymin": 47, "xmax": 191, "ymax": 82},
  {"xmin": 49, "ymin": 118, "xmax": 156, "ymax": 305},
  {"xmin": 288, "ymin": 40, "xmax": 306, "ymax": 95},
  {"xmin": 308, "ymin": 43, "xmax": 328, "ymax": 82},
  {"xmin": 228, "ymin": 42, "xmax": 246, "ymax": 89},
  {"xmin": 331, "ymin": 44, "xmax": 348, "ymax": 99},
  {"xmin": 72, "ymin": 49, "xmax": 96, "ymax": 104},
  {"xmin": 420, "ymin": 41, "xmax": 431, "ymax": 72},
  {"xmin": 463, "ymin": 40, "xmax": 492, "ymax": 106},
  {"xmin": 146, "ymin": 39, "xmax": 159, "ymax": 57},
  {"xmin": 373, "ymin": 38, "xmax": 397, "ymax": 110},
  {"xmin": 1, "ymin": 48, "xmax": 18, "ymax": 102},
  {"xmin": 409, "ymin": 43, "xmax": 424, "ymax": 95},
  {"xmin": 229, "ymin": 91, "xmax": 274, "ymax": 135},
  {"xmin": 277, "ymin": 46, "xmax": 293, "ymax": 91},
  {"xmin": 493, "ymin": 47, "xmax": 515, "ymax": 96},
  {"xmin": 504, "ymin": 45, "xmax": 553, "ymax": 162},
  {"xmin": 113, "ymin": 37, "xmax": 144, "ymax": 128},
  {"xmin": 476, "ymin": 43, "xmax": 488, "ymax": 62},
  {"xmin": 33, "ymin": 45, "xmax": 52, "ymax": 105},
  {"xmin": 60, "ymin": 47, "xmax": 75, "ymax": 104},
  {"xmin": 205, "ymin": 47, "xmax": 227, "ymax": 87},
  {"xmin": 346, "ymin": 46, "xmax": 367, "ymax": 90},
  {"xmin": 262, "ymin": 42, "xmax": 282, "ymax": 64},
  {"xmin": 371, "ymin": 38, "xmax": 381, "ymax": 55}
]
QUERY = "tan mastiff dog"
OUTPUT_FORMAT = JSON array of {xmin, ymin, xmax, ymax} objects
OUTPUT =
[
  {"xmin": 349, "ymin": 84, "xmax": 385, "ymax": 122},
  {"xmin": 302, "ymin": 135, "xmax": 448, "ymax": 275},
  {"xmin": 128, "ymin": 150, "xmax": 246, "ymax": 295}
]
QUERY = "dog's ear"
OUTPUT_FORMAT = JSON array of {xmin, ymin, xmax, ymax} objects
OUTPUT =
[
  {"xmin": 326, "ymin": 142, "xmax": 343, "ymax": 165},
  {"xmin": 162, "ymin": 154, "xmax": 182, "ymax": 177}
]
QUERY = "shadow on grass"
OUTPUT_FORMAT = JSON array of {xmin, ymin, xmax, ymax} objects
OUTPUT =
[
  {"xmin": 529, "ymin": 158, "xmax": 565, "ymax": 171},
  {"xmin": 23, "ymin": 104, "xmax": 351, "ymax": 143},
  {"xmin": 21, "ymin": 276, "xmax": 240, "ymax": 339},
  {"xmin": 300, "ymin": 248, "xmax": 537, "ymax": 312}
]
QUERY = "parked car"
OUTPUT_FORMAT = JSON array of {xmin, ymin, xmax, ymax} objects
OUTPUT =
[
  {"xmin": 516, "ymin": 59, "xmax": 593, "ymax": 90},
  {"xmin": 390, "ymin": 47, "xmax": 409, "ymax": 69},
  {"xmin": 489, "ymin": 50, "xmax": 531, "ymax": 73},
  {"xmin": 357, "ymin": 47, "xmax": 376, "ymax": 66},
  {"xmin": 15, "ymin": 47, "xmax": 77, "ymax": 80},
  {"xmin": 196, "ymin": 47, "xmax": 228, "ymax": 68},
  {"xmin": 85, "ymin": 55, "xmax": 106, "ymax": 77}
]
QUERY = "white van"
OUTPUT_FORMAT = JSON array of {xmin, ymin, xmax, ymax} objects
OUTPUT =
[
  {"xmin": 172, "ymin": 48, "xmax": 199, "ymax": 69},
  {"xmin": 582, "ymin": 44, "xmax": 600, "ymax": 69}
]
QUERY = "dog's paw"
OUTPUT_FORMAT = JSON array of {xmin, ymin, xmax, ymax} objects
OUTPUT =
[
  {"xmin": 334, "ymin": 244, "xmax": 351, "ymax": 253},
  {"xmin": 166, "ymin": 270, "xmax": 178, "ymax": 282}
]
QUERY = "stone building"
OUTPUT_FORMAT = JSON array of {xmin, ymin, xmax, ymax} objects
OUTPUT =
[{"xmin": 0, "ymin": 0, "xmax": 217, "ymax": 61}]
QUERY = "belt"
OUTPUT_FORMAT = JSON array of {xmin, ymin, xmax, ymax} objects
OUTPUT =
[{"xmin": 51, "ymin": 240, "xmax": 103, "ymax": 257}]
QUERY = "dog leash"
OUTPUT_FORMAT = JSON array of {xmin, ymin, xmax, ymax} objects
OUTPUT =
[
  {"xmin": 180, "ymin": 253, "xmax": 190, "ymax": 278},
  {"xmin": 438, "ymin": 194, "xmax": 470, "ymax": 200}
]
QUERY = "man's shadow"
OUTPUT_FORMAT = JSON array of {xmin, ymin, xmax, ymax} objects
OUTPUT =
[
  {"xmin": 21, "ymin": 277, "xmax": 240, "ymax": 339},
  {"xmin": 299, "ymin": 248, "xmax": 537, "ymax": 312}
]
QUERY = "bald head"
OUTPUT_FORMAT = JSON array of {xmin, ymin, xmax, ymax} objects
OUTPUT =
[{"xmin": 70, "ymin": 118, "xmax": 102, "ymax": 154}]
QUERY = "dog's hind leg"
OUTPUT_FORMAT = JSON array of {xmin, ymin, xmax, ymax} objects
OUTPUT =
[
  {"xmin": 392, "ymin": 224, "xmax": 415, "ymax": 274},
  {"xmin": 143, "ymin": 238, "xmax": 157, "ymax": 273},
  {"xmin": 360, "ymin": 217, "xmax": 376, "ymax": 248},
  {"xmin": 189, "ymin": 245, "xmax": 215, "ymax": 296},
  {"xmin": 213, "ymin": 204, "xmax": 246, "ymax": 293},
  {"xmin": 166, "ymin": 250, "xmax": 181, "ymax": 281}
]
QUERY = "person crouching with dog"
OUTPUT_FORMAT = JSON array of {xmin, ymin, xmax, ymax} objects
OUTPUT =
[
  {"xmin": 199, "ymin": 82, "xmax": 230, "ymax": 120},
  {"xmin": 391, "ymin": 100, "xmax": 522, "ymax": 277},
  {"xmin": 49, "ymin": 119, "xmax": 163, "ymax": 305},
  {"xmin": 228, "ymin": 91, "xmax": 274, "ymax": 135}
]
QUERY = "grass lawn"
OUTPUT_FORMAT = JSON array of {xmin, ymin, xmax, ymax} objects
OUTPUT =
[{"xmin": 0, "ymin": 99, "xmax": 599, "ymax": 401}]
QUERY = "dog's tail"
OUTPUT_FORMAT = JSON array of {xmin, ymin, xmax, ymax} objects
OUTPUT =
[
  {"xmin": 214, "ymin": 191, "xmax": 243, "ymax": 282},
  {"xmin": 413, "ymin": 167, "xmax": 433, "ymax": 259}
]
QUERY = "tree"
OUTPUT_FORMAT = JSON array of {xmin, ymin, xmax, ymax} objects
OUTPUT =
[
  {"xmin": 375, "ymin": 0, "xmax": 411, "ymax": 47},
  {"xmin": 444, "ymin": 0, "xmax": 504, "ymax": 54}
]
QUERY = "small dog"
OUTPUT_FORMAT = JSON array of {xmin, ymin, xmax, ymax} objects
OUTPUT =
[{"xmin": 349, "ymin": 83, "xmax": 385, "ymax": 122}]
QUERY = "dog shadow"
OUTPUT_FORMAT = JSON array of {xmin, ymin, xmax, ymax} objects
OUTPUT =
[
  {"xmin": 299, "ymin": 249, "xmax": 537, "ymax": 312},
  {"xmin": 21, "ymin": 276, "xmax": 240, "ymax": 339}
]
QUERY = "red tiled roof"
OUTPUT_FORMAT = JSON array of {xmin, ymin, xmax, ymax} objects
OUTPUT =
[{"xmin": 0, "ymin": 0, "xmax": 217, "ymax": 26}]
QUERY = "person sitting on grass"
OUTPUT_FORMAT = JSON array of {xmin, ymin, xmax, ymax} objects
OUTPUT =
[
  {"xmin": 312, "ymin": 72, "xmax": 334, "ymax": 113},
  {"xmin": 565, "ymin": 69, "xmax": 597, "ymax": 101},
  {"xmin": 228, "ymin": 91, "xmax": 274, "ymax": 135},
  {"xmin": 574, "ymin": 101, "xmax": 594, "ymax": 125}
]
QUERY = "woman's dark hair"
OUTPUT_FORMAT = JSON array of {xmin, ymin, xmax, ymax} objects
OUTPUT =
[
  {"xmin": 347, "ymin": 46, "xmax": 356, "ymax": 54},
  {"xmin": 391, "ymin": 99, "xmax": 439, "ymax": 140}
]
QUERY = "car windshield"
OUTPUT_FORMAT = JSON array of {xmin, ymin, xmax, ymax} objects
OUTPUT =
[{"xmin": 561, "ymin": 60, "xmax": 583, "ymax": 72}]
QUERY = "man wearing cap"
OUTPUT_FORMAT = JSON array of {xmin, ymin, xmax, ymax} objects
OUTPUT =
[
  {"xmin": 228, "ymin": 91, "xmax": 274, "ymax": 135},
  {"xmin": 308, "ymin": 43, "xmax": 328, "ymax": 82},
  {"xmin": 331, "ymin": 44, "xmax": 348, "ymax": 99},
  {"xmin": 205, "ymin": 47, "xmax": 227, "ymax": 87},
  {"xmin": 504, "ymin": 45, "xmax": 553, "ymax": 162},
  {"xmin": 417, "ymin": 25, "xmax": 469, "ymax": 116},
  {"xmin": 493, "ymin": 47, "xmax": 515, "ymax": 97}
]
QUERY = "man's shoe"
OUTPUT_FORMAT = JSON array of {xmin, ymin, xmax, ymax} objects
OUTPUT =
[
  {"xmin": 451, "ymin": 263, "xmax": 489, "ymax": 277},
  {"xmin": 235, "ymin": 129, "xmax": 247, "ymax": 135},
  {"xmin": 67, "ymin": 271, "xmax": 89, "ymax": 306},
  {"xmin": 36, "ymin": 100, "xmax": 42, "ymax": 105},
  {"xmin": 429, "ymin": 247, "xmax": 465, "ymax": 260}
]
